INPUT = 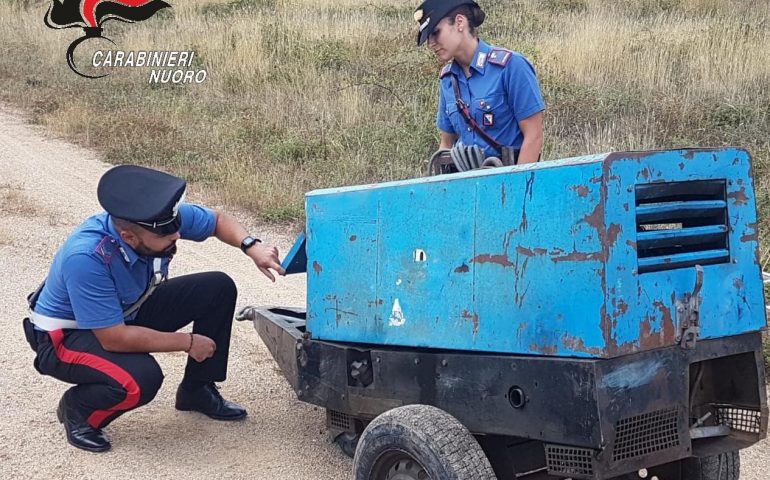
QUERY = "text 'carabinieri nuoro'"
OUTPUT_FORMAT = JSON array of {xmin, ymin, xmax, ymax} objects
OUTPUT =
[{"xmin": 91, "ymin": 50, "xmax": 207, "ymax": 84}]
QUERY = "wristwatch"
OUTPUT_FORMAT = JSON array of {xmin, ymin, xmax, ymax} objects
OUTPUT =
[{"xmin": 240, "ymin": 235, "xmax": 261, "ymax": 253}]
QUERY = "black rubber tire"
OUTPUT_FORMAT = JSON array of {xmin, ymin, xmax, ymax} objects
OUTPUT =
[
  {"xmin": 682, "ymin": 451, "xmax": 740, "ymax": 480},
  {"xmin": 334, "ymin": 432, "xmax": 360, "ymax": 458},
  {"xmin": 352, "ymin": 404, "xmax": 497, "ymax": 480}
]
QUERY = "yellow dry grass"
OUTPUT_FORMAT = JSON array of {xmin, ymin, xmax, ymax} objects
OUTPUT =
[
  {"xmin": 0, "ymin": 184, "xmax": 40, "ymax": 217},
  {"xmin": 0, "ymin": 0, "xmax": 768, "ymax": 268},
  {"xmin": 0, "ymin": 229, "xmax": 13, "ymax": 247}
]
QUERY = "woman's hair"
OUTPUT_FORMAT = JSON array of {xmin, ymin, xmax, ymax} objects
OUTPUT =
[{"xmin": 445, "ymin": 4, "xmax": 486, "ymax": 35}]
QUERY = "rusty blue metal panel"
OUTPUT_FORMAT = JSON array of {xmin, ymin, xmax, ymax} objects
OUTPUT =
[
  {"xmin": 603, "ymin": 148, "xmax": 766, "ymax": 352},
  {"xmin": 304, "ymin": 149, "xmax": 766, "ymax": 357},
  {"xmin": 306, "ymin": 193, "xmax": 379, "ymax": 332},
  {"xmin": 281, "ymin": 232, "xmax": 307, "ymax": 274},
  {"xmin": 470, "ymin": 164, "xmax": 607, "ymax": 355}
]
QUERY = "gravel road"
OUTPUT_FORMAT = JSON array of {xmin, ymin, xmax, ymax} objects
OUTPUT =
[{"xmin": 0, "ymin": 108, "xmax": 767, "ymax": 479}]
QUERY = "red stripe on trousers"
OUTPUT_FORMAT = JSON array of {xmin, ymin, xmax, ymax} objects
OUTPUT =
[{"xmin": 49, "ymin": 329, "xmax": 141, "ymax": 428}]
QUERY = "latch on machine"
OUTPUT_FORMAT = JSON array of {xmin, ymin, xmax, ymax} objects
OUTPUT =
[{"xmin": 675, "ymin": 265, "xmax": 704, "ymax": 349}]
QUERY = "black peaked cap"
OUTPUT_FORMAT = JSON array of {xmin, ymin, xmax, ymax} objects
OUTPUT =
[
  {"xmin": 414, "ymin": 0, "xmax": 481, "ymax": 46},
  {"xmin": 97, "ymin": 165, "xmax": 186, "ymax": 235}
]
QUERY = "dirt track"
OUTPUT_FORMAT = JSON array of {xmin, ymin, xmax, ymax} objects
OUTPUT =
[
  {"xmin": 0, "ymin": 108, "xmax": 767, "ymax": 479},
  {"xmin": 0, "ymin": 107, "xmax": 350, "ymax": 479}
]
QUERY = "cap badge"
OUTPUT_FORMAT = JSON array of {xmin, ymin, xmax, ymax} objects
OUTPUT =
[
  {"xmin": 172, "ymin": 189, "xmax": 186, "ymax": 217},
  {"xmin": 419, "ymin": 17, "xmax": 430, "ymax": 32}
]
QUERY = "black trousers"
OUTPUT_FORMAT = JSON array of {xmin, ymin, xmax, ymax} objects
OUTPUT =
[{"xmin": 34, "ymin": 271, "xmax": 238, "ymax": 429}]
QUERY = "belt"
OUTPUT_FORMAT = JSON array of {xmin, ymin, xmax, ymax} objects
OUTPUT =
[
  {"xmin": 29, "ymin": 311, "xmax": 78, "ymax": 331},
  {"xmin": 29, "ymin": 257, "xmax": 165, "ymax": 331}
]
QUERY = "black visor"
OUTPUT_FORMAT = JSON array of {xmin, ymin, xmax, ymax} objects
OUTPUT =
[{"xmin": 135, "ymin": 213, "xmax": 182, "ymax": 236}]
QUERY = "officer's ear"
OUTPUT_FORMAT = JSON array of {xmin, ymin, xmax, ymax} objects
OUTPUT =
[
  {"xmin": 454, "ymin": 13, "xmax": 467, "ymax": 31},
  {"xmin": 118, "ymin": 228, "xmax": 139, "ymax": 245},
  {"xmin": 112, "ymin": 217, "xmax": 142, "ymax": 245}
]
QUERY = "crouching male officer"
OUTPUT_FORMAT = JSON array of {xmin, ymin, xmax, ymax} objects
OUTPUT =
[{"xmin": 24, "ymin": 164, "xmax": 285, "ymax": 452}]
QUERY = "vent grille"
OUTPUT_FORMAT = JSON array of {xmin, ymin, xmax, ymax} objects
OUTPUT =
[
  {"xmin": 545, "ymin": 444, "xmax": 594, "ymax": 478},
  {"xmin": 612, "ymin": 408, "xmax": 680, "ymax": 461},
  {"xmin": 715, "ymin": 405, "xmax": 762, "ymax": 434},
  {"xmin": 635, "ymin": 180, "xmax": 729, "ymax": 273},
  {"xmin": 326, "ymin": 409, "xmax": 354, "ymax": 431}
]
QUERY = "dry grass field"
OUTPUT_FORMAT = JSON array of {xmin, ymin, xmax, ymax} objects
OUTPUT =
[{"xmin": 0, "ymin": 0, "xmax": 768, "ymax": 271}]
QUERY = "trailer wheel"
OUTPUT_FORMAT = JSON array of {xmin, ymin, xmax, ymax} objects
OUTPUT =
[
  {"xmin": 682, "ymin": 451, "xmax": 739, "ymax": 480},
  {"xmin": 352, "ymin": 404, "xmax": 497, "ymax": 480},
  {"xmin": 333, "ymin": 432, "xmax": 360, "ymax": 458}
]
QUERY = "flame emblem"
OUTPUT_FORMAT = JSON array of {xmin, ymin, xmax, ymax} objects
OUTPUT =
[{"xmin": 44, "ymin": 0, "xmax": 171, "ymax": 78}]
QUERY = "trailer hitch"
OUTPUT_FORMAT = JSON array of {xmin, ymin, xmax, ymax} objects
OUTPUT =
[
  {"xmin": 675, "ymin": 265, "xmax": 704, "ymax": 349},
  {"xmin": 235, "ymin": 305, "xmax": 257, "ymax": 321}
]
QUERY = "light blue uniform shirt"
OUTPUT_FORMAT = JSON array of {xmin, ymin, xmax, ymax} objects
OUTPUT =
[
  {"xmin": 436, "ymin": 39, "xmax": 545, "ymax": 157},
  {"xmin": 34, "ymin": 203, "xmax": 217, "ymax": 329}
]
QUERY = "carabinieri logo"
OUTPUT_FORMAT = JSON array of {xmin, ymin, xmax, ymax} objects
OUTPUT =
[{"xmin": 44, "ymin": 0, "xmax": 171, "ymax": 78}]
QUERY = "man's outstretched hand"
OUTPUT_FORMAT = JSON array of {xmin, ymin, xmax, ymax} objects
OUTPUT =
[{"xmin": 246, "ymin": 243, "xmax": 285, "ymax": 282}]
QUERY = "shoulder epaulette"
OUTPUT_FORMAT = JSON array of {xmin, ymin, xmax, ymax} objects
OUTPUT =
[
  {"xmin": 439, "ymin": 62, "xmax": 453, "ymax": 78},
  {"xmin": 488, "ymin": 49, "xmax": 513, "ymax": 67},
  {"xmin": 94, "ymin": 236, "xmax": 119, "ymax": 264}
]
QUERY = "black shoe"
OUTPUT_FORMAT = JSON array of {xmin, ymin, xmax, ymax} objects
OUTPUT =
[
  {"xmin": 175, "ymin": 382, "xmax": 247, "ymax": 421},
  {"xmin": 56, "ymin": 397, "xmax": 111, "ymax": 453}
]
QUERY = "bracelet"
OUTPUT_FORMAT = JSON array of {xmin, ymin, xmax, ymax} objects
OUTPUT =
[{"xmin": 185, "ymin": 332, "xmax": 194, "ymax": 353}]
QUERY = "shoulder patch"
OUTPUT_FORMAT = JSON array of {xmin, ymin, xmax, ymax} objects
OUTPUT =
[
  {"xmin": 488, "ymin": 49, "xmax": 513, "ymax": 67},
  {"xmin": 439, "ymin": 62, "xmax": 453, "ymax": 78},
  {"xmin": 94, "ymin": 236, "xmax": 119, "ymax": 264}
]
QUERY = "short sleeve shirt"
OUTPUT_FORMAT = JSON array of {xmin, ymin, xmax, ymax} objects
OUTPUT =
[
  {"xmin": 436, "ymin": 39, "xmax": 545, "ymax": 156},
  {"xmin": 34, "ymin": 203, "xmax": 216, "ymax": 329}
]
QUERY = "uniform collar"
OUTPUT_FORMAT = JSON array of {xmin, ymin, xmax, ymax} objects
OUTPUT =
[
  {"xmin": 469, "ymin": 39, "xmax": 492, "ymax": 76},
  {"xmin": 106, "ymin": 215, "xmax": 141, "ymax": 266},
  {"xmin": 449, "ymin": 39, "xmax": 492, "ymax": 77}
]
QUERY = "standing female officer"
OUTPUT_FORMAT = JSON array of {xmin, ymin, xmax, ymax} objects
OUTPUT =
[{"xmin": 415, "ymin": 0, "xmax": 545, "ymax": 170}]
